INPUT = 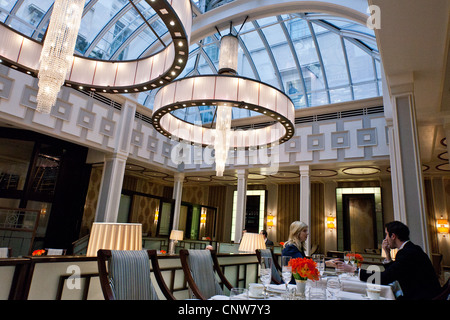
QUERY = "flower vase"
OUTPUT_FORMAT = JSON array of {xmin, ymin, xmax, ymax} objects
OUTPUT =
[{"xmin": 295, "ymin": 279, "xmax": 307, "ymax": 298}]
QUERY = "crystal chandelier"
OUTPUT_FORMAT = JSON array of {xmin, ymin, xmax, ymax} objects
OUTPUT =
[
  {"xmin": 152, "ymin": 24, "xmax": 295, "ymax": 177},
  {"xmin": 36, "ymin": 0, "xmax": 85, "ymax": 113},
  {"xmin": 214, "ymin": 103, "xmax": 233, "ymax": 176},
  {"xmin": 213, "ymin": 34, "xmax": 239, "ymax": 176}
]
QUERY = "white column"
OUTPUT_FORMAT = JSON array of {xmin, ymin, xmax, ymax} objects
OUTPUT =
[
  {"xmin": 94, "ymin": 99, "xmax": 136, "ymax": 222},
  {"xmin": 95, "ymin": 153, "xmax": 128, "ymax": 222},
  {"xmin": 299, "ymin": 165, "xmax": 311, "ymax": 256},
  {"xmin": 172, "ymin": 172, "xmax": 185, "ymax": 230},
  {"xmin": 234, "ymin": 169, "xmax": 248, "ymax": 243},
  {"xmin": 385, "ymin": 77, "xmax": 429, "ymax": 254}
]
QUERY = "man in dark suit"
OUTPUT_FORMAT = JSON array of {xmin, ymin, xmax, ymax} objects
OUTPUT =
[
  {"xmin": 338, "ymin": 221, "xmax": 442, "ymax": 300},
  {"xmin": 260, "ymin": 230, "xmax": 274, "ymax": 246}
]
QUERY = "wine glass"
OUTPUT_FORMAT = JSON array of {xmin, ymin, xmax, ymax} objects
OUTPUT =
[
  {"xmin": 343, "ymin": 251, "xmax": 350, "ymax": 265},
  {"xmin": 281, "ymin": 256, "xmax": 292, "ymax": 292},
  {"xmin": 312, "ymin": 254, "xmax": 325, "ymax": 277},
  {"xmin": 259, "ymin": 257, "xmax": 272, "ymax": 299},
  {"xmin": 326, "ymin": 275, "xmax": 341, "ymax": 300}
]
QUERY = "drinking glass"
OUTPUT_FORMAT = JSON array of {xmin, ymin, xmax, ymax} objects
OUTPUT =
[
  {"xmin": 230, "ymin": 288, "xmax": 249, "ymax": 300},
  {"xmin": 259, "ymin": 257, "xmax": 272, "ymax": 299},
  {"xmin": 312, "ymin": 254, "xmax": 325, "ymax": 276},
  {"xmin": 281, "ymin": 256, "xmax": 292, "ymax": 292},
  {"xmin": 309, "ymin": 280, "xmax": 327, "ymax": 300},
  {"xmin": 343, "ymin": 251, "xmax": 350, "ymax": 265},
  {"xmin": 326, "ymin": 275, "xmax": 341, "ymax": 300}
]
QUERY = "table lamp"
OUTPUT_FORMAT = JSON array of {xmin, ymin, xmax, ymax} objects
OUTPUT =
[
  {"xmin": 86, "ymin": 222, "xmax": 142, "ymax": 256},
  {"xmin": 238, "ymin": 232, "xmax": 266, "ymax": 253},
  {"xmin": 168, "ymin": 229, "xmax": 183, "ymax": 255}
]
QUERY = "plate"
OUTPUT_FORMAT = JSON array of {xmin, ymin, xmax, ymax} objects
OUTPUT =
[{"xmin": 249, "ymin": 293, "xmax": 265, "ymax": 299}]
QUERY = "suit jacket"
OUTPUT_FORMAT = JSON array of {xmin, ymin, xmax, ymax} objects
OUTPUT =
[
  {"xmin": 265, "ymin": 239, "xmax": 274, "ymax": 246},
  {"xmin": 360, "ymin": 241, "xmax": 441, "ymax": 300}
]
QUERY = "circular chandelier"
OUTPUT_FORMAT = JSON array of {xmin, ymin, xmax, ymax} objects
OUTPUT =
[
  {"xmin": 0, "ymin": 0, "xmax": 192, "ymax": 112},
  {"xmin": 152, "ymin": 75, "xmax": 296, "ymax": 148},
  {"xmin": 153, "ymin": 32, "xmax": 295, "ymax": 176}
]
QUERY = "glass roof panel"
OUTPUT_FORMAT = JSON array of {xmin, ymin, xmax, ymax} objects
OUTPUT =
[
  {"xmin": 313, "ymin": 23, "xmax": 350, "ymax": 89},
  {"xmin": 1, "ymin": 0, "xmax": 381, "ymax": 124}
]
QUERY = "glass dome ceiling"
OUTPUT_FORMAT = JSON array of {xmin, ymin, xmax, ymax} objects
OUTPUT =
[{"xmin": 0, "ymin": 0, "xmax": 381, "ymax": 125}]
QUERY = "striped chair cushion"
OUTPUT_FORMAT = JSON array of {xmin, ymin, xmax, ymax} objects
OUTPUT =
[
  {"xmin": 109, "ymin": 250, "xmax": 158, "ymax": 300},
  {"xmin": 187, "ymin": 250, "xmax": 223, "ymax": 299}
]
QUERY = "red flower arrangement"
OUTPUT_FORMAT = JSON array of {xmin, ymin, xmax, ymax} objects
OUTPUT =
[
  {"xmin": 159, "ymin": 250, "xmax": 166, "ymax": 255},
  {"xmin": 288, "ymin": 257, "xmax": 320, "ymax": 281},
  {"xmin": 32, "ymin": 249, "xmax": 46, "ymax": 256},
  {"xmin": 346, "ymin": 253, "xmax": 364, "ymax": 267},
  {"xmin": 279, "ymin": 242, "xmax": 285, "ymax": 246}
]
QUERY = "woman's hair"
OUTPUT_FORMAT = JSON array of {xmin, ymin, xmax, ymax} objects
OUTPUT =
[{"xmin": 285, "ymin": 221, "xmax": 308, "ymax": 252}]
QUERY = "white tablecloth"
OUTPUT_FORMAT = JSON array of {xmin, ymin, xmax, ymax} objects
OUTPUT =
[{"xmin": 210, "ymin": 276, "xmax": 396, "ymax": 300}]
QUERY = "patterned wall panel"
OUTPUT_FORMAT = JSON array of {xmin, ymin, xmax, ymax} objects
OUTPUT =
[{"xmin": 0, "ymin": 67, "xmax": 389, "ymax": 176}]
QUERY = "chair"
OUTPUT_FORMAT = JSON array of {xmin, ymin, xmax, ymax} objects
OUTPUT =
[
  {"xmin": 45, "ymin": 248, "xmax": 66, "ymax": 256},
  {"xmin": 433, "ymin": 278, "xmax": 450, "ymax": 300},
  {"xmin": 255, "ymin": 249, "xmax": 282, "ymax": 284},
  {"xmin": 97, "ymin": 249, "xmax": 175, "ymax": 300},
  {"xmin": 179, "ymin": 249, "xmax": 233, "ymax": 300}
]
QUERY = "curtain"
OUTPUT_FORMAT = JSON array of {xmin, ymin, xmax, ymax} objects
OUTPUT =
[
  {"xmin": 208, "ymin": 186, "xmax": 227, "ymax": 242},
  {"xmin": 276, "ymin": 183, "xmax": 324, "ymax": 253}
]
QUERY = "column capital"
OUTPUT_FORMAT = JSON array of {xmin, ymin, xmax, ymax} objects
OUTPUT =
[
  {"xmin": 236, "ymin": 169, "xmax": 248, "ymax": 179},
  {"xmin": 104, "ymin": 152, "xmax": 128, "ymax": 162},
  {"xmin": 387, "ymin": 72, "xmax": 415, "ymax": 97},
  {"xmin": 299, "ymin": 165, "xmax": 310, "ymax": 175},
  {"xmin": 174, "ymin": 172, "xmax": 185, "ymax": 181}
]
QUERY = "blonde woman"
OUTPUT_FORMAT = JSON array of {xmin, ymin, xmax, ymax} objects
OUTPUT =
[
  {"xmin": 282, "ymin": 221, "xmax": 308, "ymax": 259},
  {"xmin": 282, "ymin": 221, "xmax": 339, "ymax": 270}
]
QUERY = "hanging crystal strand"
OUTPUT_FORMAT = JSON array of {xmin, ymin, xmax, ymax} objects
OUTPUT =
[
  {"xmin": 214, "ymin": 103, "xmax": 232, "ymax": 176},
  {"xmin": 213, "ymin": 34, "xmax": 238, "ymax": 176},
  {"xmin": 37, "ymin": 0, "xmax": 85, "ymax": 113}
]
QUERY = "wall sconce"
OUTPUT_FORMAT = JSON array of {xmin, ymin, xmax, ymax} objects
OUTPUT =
[
  {"xmin": 326, "ymin": 216, "xmax": 336, "ymax": 230},
  {"xmin": 154, "ymin": 208, "xmax": 159, "ymax": 223},
  {"xmin": 200, "ymin": 207, "xmax": 207, "ymax": 225},
  {"xmin": 437, "ymin": 218, "xmax": 449, "ymax": 237},
  {"xmin": 267, "ymin": 214, "xmax": 274, "ymax": 229}
]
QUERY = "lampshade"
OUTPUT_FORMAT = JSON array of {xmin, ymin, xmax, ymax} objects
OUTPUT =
[
  {"xmin": 86, "ymin": 222, "xmax": 142, "ymax": 256},
  {"xmin": 326, "ymin": 216, "xmax": 336, "ymax": 229},
  {"xmin": 238, "ymin": 232, "xmax": 266, "ymax": 252},
  {"xmin": 219, "ymin": 34, "xmax": 239, "ymax": 74},
  {"xmin": 437, "ymin": 219, "xmax": 449, "ymax": 234},
  {"xmin": 170, "ymin": 229, "xmax": 184, "ymax": 241}
]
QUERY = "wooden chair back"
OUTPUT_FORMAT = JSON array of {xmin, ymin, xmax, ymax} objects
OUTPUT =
[
  {"xmin": 179, "ymin": 249, "xmax": 233, "ymax": 300},
  {"xmin": 97, "ymin": 249, "xmax": 175, "ymax": 300}
]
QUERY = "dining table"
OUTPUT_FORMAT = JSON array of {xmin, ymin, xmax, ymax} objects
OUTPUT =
[{"xmin": 210, "ymin": 272, "xmax": 396, "ymax": 300}]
